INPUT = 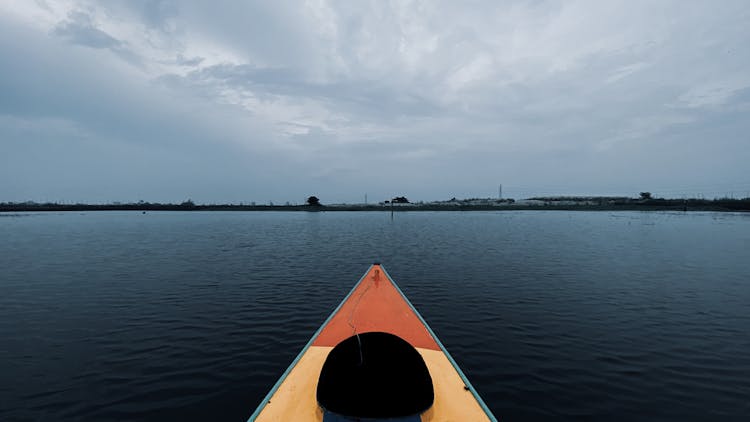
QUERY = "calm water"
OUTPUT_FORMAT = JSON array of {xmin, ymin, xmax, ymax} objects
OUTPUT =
[{"xmin": 1, "ymin": 211, "xmax": 749, "ymax": 421}]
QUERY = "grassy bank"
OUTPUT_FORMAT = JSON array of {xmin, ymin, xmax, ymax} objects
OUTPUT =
[{"xmin": 2, "ymin": 198, "xmax": 749, "ymax": 213}]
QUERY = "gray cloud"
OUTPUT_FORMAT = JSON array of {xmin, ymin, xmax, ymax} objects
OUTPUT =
[
  {"xmin": 51, "ymin": 10, "xmax": 143, "ymax": 67},
  {"xmin": 53, "ymin": 11, "xmax": 121, "ymax": 49},
  {"xmin": 2, "ymin": 1, "xmax": 749, "ymax": 203},
  {"xmin": 174, "ymin": 54, "xmax": 203, "ymax": 67}
]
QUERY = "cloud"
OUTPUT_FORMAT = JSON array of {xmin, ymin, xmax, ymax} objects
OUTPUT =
[
  {"xmin": 604, "ymin": 62, "xmax": 650, "ymax": 85},
  {"xmin": 1, "ymin": 0, "xmax": 749, "ymax": 202},
  {"xmin": 51, "ymin": 9, "xmax": 143, "ymax": 67},
  {"xmin": 53, "ymin": 10, "xmax": 121, "ymax": 49},
  {"xmin": 174, "ymin": 54, "xmax": 203, "ymax": 67}
]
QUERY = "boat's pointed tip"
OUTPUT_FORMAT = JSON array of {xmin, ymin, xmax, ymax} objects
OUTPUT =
[{"xmin": 372, "ymin": 261, "xmax": 381, "ymax": 266}]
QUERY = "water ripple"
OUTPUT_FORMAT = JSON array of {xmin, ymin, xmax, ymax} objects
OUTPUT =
[{"xmin": 1, "ymin": 211, "xmax": 749, "ymax": 421}]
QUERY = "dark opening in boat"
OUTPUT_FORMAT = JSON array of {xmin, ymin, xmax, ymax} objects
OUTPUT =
[{"xmin": 316, "ymin": 331, "xmax": 434, "ymax": 420}]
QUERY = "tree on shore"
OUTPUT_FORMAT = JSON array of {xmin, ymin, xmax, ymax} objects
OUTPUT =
[
  {"xmin": 307, "ymin": 196, "xmax": 321, "ymax": 206},
  {"xmin": 639, "ymin": 192, "xmax": 652, "ymax": 200}
]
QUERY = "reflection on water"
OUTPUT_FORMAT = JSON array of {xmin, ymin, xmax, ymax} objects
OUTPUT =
[{"xmin": 1, "ymin": 211, "xmax": 749, "ymax": 421}]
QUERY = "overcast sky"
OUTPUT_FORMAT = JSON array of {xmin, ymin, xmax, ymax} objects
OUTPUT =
[{"xmin": 2, "ymin": 1, "xmax": 749, "ymax": 203}]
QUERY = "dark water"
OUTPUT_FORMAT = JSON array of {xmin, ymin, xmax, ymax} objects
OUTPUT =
[{"xmin": 1, "ymin": 211, "xmax": 749, "ymax": 421}]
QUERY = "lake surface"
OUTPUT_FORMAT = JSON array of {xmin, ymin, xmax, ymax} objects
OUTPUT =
[{"xmin": 1, "ymin": 211, "xmax": 749, "ymax": 421}]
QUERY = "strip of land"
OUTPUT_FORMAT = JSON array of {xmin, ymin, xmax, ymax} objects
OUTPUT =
[{"xmin": 2, "ymin": 197, "xmax": 749, "ymax": 212}]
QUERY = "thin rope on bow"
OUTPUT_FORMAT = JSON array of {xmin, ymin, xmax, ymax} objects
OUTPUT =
[{"xmin": 346, "ymin": 269, "xmax": 378, "ymax": 366}]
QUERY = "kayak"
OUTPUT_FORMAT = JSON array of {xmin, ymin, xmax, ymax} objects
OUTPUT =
[{"xmin": 248, "ymin": 263, "xmax": 497, "ymax": 421}]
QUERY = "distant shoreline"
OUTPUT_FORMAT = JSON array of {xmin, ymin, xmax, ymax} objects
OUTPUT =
[{"xmin": 2, "ymin": 200, "xmax": 749, "ymax": 213}]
